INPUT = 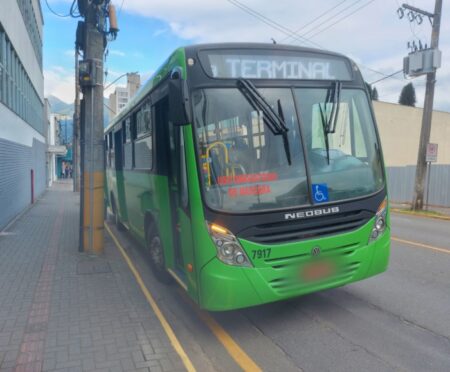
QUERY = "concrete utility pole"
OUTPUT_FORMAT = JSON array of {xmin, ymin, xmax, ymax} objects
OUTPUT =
[
  {"xmin": 79, "ymin": 1, "xmax": 107, "ymax": 254},
  {"xmin": 411, "ymin": 0, "xmax": 442, "ymax": 210}
]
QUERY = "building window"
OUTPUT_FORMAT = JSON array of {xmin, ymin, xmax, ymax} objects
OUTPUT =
[
  {"xmin": 0, "ymin": 27, "xmax": 44, "ymax": 134},
  {"xmin": 16, "ymin": 0, "xmax": 42, "ymax": 69}
]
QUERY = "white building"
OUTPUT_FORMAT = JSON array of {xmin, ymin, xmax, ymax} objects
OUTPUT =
[
  {"xmin": 45, "ymin": 104, "xmax": 67, "ymax": 187},
  {"xmin": 0, "ymin": 0, "xmax": 45, "ymax": 229},
  {"xmin": 108, "ymin": 73, "xmax": 141, "ymax": 121}
]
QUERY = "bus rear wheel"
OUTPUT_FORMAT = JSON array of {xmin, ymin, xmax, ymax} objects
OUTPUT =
[{"xmin": 146, "ymin": 229, "xmax": 172, "ymax": 284}]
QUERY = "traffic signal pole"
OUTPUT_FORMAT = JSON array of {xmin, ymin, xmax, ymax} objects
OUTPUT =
[{"xmin": 411, "ymin": 0, "xmax": 442, "ymax": 210}]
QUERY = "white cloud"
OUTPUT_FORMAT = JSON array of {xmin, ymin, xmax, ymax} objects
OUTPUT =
[
  {"xmin": 48, "ymin": 0, "xmax": 450, "ymax": 111},
  {"xmin": 152, "ymin": 28, "xmax": 168, "ymax": 37},
  {"xmin": 116, "ymin": 0, "xmax": 449, "ymax": 111},
  {"xmin": 44, "ymin": 66, "xmax": 75, "ymax": 103},
  {"xmin": 109, "ymin": 49, "xmax": 126, "ymax": 57}
]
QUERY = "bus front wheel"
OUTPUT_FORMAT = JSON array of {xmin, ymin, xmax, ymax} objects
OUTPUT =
[{"xmin": 146, "ymin": 229, "xmax": 172, "ymax": 284}]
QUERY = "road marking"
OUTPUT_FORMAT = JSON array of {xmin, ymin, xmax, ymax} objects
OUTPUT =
[
  {"xmin": 105, "ymin": 224, "xmax": 196, "ymax": 372},
  {"xmin": 177, "ymin": 290, "xmax": 262, "ymax": 372},
  {"xmin": 392, "ymin": 236, "xmax": 450, "ymax": 255}
]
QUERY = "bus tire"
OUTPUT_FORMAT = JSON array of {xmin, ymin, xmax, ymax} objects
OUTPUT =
[{"xmin": 146, "ymin": 227, "xmax": 172, "ymax": 284}]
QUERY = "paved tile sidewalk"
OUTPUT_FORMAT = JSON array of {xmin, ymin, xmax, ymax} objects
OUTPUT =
[{"xmin": 0, "ymin": 181, "xmax": 184, "ymax": 372}]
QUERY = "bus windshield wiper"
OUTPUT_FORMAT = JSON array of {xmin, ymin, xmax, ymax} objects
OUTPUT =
[
  {"xmin": 237, "ymin": 79, "xmax": 291, "ymax": 165},
  {"xmin": 318, "ymin": 81, "xmax": 342, "ymax": 164}
]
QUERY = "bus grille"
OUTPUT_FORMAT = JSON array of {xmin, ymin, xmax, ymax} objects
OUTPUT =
[
  {"xmin": 239, "ymin": 210, "xmax": 373, "ymax": 244},
  {"xmin": 265, "ymin": 242, "xmax": 360, "ymax": 269}
]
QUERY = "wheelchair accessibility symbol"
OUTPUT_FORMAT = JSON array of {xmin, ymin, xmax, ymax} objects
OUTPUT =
[{"xmin": 312, "ymin": 184, "xmax": 329, "ymax": 203}]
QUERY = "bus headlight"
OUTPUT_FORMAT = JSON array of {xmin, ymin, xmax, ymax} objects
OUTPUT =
[
  {"xmin": 369, "ymin": 198, "xmax": 388, "ymax": 243},
  {"xmin": 207, "ymin": 222, "xmax": 252, "ymax": 267}
]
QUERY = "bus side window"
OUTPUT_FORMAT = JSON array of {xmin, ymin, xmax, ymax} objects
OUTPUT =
[
  {"xmin": 134, "ymin": 99, "xmax": 153, "ymax": 170},
  {"xmin": 109, "ymin": 131, "xmax": 114, "ymax": 168},
  {"xmin": 114, "ymin": 128, "xmax": 122, "ymax": 171},
  {"xmin": 123, "ymin": 117, "xmax": 133, "ymax": 170}
]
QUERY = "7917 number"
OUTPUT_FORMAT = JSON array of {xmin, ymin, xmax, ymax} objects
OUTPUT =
[{"xmin": 252, "ymin": 248, "xmax": 271, "ymax": 260}]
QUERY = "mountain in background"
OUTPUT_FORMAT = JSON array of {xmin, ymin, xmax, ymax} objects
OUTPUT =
[
  {"xmin": 47, "ymin": 95, "xmax": 74, "ymax": 116},
  {"xmin": 47, "ymin": 95, "xmax": 110, "ymax": 127}
]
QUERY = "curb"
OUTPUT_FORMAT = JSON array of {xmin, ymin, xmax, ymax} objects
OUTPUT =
[{"xmin": 391, "ymin": 208, "xmax": 450, "ymax": 222}]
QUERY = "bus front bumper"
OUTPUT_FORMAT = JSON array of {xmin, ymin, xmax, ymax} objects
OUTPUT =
[{"xmin": 199, "ymin": 229, "xmax": 390, "ymax": 311}]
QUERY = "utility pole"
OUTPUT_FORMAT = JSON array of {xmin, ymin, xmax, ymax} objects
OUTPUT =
[
  {"xmin": 75, "ymin": 0, "xmax": 118, "ymax": 254},
  {"xmin": 79, "ymin": 1, "xmax": 106, "ymax": 254},
  {"xmin": 408, "ymin": 0, "xmax": 443, "ymax": 210}
]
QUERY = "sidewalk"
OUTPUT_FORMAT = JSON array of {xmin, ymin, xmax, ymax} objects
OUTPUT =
[
  {"xmin": 390, "ymin": 201, "xmax": 450, "ymax": 219},
  {"xmin": 0, "ymin": 181, "xmax": 184, "ymax": 372}
]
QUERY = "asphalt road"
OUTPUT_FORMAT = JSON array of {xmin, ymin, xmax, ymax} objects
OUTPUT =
[{"xmin": 109, "ymin": 213, "xmax": 450, "ymax": 372}]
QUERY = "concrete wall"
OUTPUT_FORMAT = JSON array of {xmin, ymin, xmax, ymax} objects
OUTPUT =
[{"xmin": 374, "ymin": 101, "xmax": 450, "ymax": 166}]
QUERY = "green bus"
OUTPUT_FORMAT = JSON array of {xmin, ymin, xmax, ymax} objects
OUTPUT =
[{"xmin": 105, "ymin": 43, "xmax": 390, "ymax": 311}]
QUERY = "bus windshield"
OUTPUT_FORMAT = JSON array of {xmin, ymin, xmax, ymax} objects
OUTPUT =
[{"xmin": 192, "ymin": 87, "xmax": 384, "ymax": 213}]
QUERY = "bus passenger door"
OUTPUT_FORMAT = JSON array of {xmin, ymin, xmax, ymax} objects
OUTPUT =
[
  {"xmin": 113, "ymin": 129, "xmax": 128, "ymax": 224},
  {"xmin": 166, "ymin": 118, "xmax": 197, "ymax": 294}
]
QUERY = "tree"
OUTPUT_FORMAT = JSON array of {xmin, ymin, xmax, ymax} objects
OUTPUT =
[
  {"xmin": 398, "ymin": 82, "xmax": 416, "ymax": 107},
  {"xmin": 372, "ymin": 87, "xmax": 379, "ymax": 101},
  {"xmin": 365, "ymin": 82, "xmax": 379, "ymax": 100}
]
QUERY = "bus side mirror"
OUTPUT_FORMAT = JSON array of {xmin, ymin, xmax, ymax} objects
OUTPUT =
[{"xmin": 169, "ymin": 77, "xmax": 191, "ymax": 126}]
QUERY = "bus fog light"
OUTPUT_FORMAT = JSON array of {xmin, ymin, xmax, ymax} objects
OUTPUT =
[
  {"xmin": 235, "ymin": 253, "xmax": 246, "ymax": 265},
  {"xmin": 207, "ymin": 222, "xmax": 252, "ymax": 267},
  {"xmin": 375, "ymin": 216, "xmax": 385, "ymax": 231},
  {"xmin": 369, "ymin": 198, "xmax": 388, "ymax": 243}
]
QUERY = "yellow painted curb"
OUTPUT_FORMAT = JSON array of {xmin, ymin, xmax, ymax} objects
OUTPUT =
[
  {"xmin": 391, "ymin": 209, "xmax": 450, "ymax": 221},
  {"xmin": 105, "ymin": 224, "xmax": 196, "ymax": 372}
]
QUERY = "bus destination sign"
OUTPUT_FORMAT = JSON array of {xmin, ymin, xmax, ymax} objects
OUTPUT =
[{"xmin": 199, "ymin": 50, "xmax": 352, "ymax": 81}]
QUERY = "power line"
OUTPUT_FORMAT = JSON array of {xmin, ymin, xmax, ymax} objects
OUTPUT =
[
  {"xmin": 118, "ymin": 0, "xmax": 125, "ymax": 18},
  {"xmin": 226, "ymin": 0, "xmax": 402, "ymax": 84},
  {"xmin": 280, "ymin": 0, "xmax": 349, "ymax": 43},
  {"xmin": 369, "ymin": 69, "xmax": 403, "ymax": 84},
  {"xmin": 300, "ymin": 0, "xmax": 365, "ymax": 38},
  {"xmin": 225, "ymin": 0, "xmax": 320, "ymax": 48},
  {"xmin": 305, "ymin": 0, "xmax": 376, "ymax": 39},
  {"xmin": 44, "ymin": 0, "xmax": 71, "ymax": 17}
]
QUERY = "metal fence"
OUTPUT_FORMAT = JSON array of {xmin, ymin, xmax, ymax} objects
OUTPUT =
[{"xmin": 387, "ymin": 165, "xmax": 450, "ymax": 207}]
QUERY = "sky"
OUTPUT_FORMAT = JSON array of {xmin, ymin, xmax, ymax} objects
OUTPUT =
[{"xmin": 43, "ymin": 0, "xmax": 450, "ymax": 112}]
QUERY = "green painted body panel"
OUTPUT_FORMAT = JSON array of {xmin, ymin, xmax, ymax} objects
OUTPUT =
[
  {"xmin": 107, "ymin": 123, "xmax": 391, "ymax": 311},
  {"xmin": 200, "ymin": 221, "xmax": 390, "ymax": 311}
]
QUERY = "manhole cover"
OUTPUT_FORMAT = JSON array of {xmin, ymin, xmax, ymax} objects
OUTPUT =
[{"xmin": 77, "ymin": 260, "xmax": 111, "ymax": 275}]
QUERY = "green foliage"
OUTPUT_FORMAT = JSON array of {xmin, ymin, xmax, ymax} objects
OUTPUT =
[
  {"xmin": 372, "ymin": 87, "xmax": 379, "ymax": 101},
  {"xmin": 399, "ymin": 82, "xmax": 416, "ymax": 107},
  {"xmin": 365, "ymin": 82, "xmax": 379, "ymax": 101}
]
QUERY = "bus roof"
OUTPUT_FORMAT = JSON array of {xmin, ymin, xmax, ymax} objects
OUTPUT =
[{"xmin": 105, "ymin": 43, "xmax": 354, "ymax": 132}]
